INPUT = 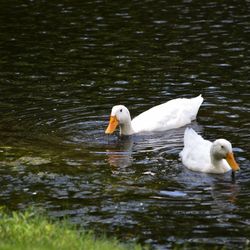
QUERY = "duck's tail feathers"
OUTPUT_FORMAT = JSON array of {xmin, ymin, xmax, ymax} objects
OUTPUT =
[{"xmin": 189, "ymin": 94, "xmax": 203, "ymax": 120}]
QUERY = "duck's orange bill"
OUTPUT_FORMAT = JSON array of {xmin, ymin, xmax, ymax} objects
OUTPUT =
[
  {"xmin": 226, "ymin": 152, "xmax": 240, "ymax": 171},
  {"xmin": 105, "ymin": 116, "xmax": 119, "ymax": 134}
]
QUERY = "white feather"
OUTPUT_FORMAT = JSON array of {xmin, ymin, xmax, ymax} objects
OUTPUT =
[
  {"xmin": 180, "ymin": 128, "xmax": 234, "ymax": 174},
  {"xmin": 107, "ymin": 95, "xmax": 203, "ymax": 135}
]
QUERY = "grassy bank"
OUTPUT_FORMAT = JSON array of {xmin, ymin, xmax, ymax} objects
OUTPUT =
[{"xmin": 0, "ymin": 208, "xmax": 143, "ymax": 250}]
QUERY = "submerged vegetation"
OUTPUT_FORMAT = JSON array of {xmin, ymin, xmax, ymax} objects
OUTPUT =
[{"xmin": 0, "ymin": 208, "xmax": 143, "ymax": 250}]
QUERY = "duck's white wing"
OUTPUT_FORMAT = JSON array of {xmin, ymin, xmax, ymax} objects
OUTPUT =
[
  {"xmin": 180, "ymin": 128, "xmax": 212, "ymax": 172},
  {"xmin": 131, "ymin": 95, "xmax": 203, "ymax": 133}
]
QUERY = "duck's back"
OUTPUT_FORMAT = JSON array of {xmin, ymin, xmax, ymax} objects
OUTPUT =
[
  {"xmin": 180, "ymin": 128, "xmax": 212, "ymax": 172},
  {"xmin": 131, "ymin": 95, "xmax": 203, "ymax": 133}
]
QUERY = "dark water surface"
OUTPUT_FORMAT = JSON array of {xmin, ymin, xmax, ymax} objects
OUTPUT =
[{"xmin": 0, "ymin": 1, "xmax": 250, "ymax": 249}]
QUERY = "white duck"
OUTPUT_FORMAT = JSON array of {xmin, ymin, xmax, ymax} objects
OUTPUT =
[
  {"xmin": 180, "ymin": 128, "xmax": 239, "ymax": 174},
  {"xmin": 105, "ymin": 95, "xmax": 203, "ymax": 136}
]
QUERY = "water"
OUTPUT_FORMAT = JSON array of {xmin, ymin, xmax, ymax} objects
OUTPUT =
[{"xmin": 0, "ymin": 0, "xmax": 250, "ymax": 249}]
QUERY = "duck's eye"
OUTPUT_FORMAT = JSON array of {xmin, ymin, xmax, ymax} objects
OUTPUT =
[
  {"xmin": 221, "ymin": 145, "xmax": 224, "ymax": 149},
  {"xmin": 120, "ymin": 109, "xmax": 122, "ymax": 112}
]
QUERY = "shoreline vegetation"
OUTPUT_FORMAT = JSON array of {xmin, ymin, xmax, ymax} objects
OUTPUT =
[
  {"xmin": 0, "ymin": 208, "xmax": 143, "ymax": 250},
  {"xmin": 2, "ymin": 208, "xmax": 248, "ymax": 250}
]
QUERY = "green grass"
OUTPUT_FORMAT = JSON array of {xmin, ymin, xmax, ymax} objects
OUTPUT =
[{"xmin": 0, "ymin": 208, "xmax": 143, "ymax": 250}]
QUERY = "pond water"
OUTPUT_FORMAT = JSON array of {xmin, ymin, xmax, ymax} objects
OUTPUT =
[{"xmin": 0, "ymin": 1, "xmax": 250, "ymax": 249}]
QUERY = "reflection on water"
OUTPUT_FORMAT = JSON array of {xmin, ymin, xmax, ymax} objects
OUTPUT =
[
  {"xmin": 0, "ymin": 0, "xmax": 250, "ymax": 249},
  {"xmin": 106, "ymin": 136, "xmax": 134, "ymax": 168}
]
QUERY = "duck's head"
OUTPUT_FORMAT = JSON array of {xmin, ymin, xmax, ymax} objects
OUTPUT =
[
  {"xmin": 211, "ymin": 139, "xmax": 240, "ymax": 171},
  {"xmin": 105, "ymin": 105, "xmax": 132, "ymax": 134}
]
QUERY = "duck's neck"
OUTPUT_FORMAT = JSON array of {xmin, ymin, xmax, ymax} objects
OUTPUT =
[
  {"xmin": 119, "ymin": 120, "xmax": 134, "ymax": 136},
  {"xmin": 210, "ymin": 153, "xmax": 228, "ymax": 173}
]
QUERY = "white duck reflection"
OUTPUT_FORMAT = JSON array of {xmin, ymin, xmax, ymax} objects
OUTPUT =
[
  {"xmin": 106, "ymin": 136, "xmax": 134, "ymax": 168},
  {"xmin": 177, "ymin": 166, "xmax": 241, "ymax": 211},
  {"xmin": 106, "ymin": 123, "xmax": 203, "ymax": 169}
]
